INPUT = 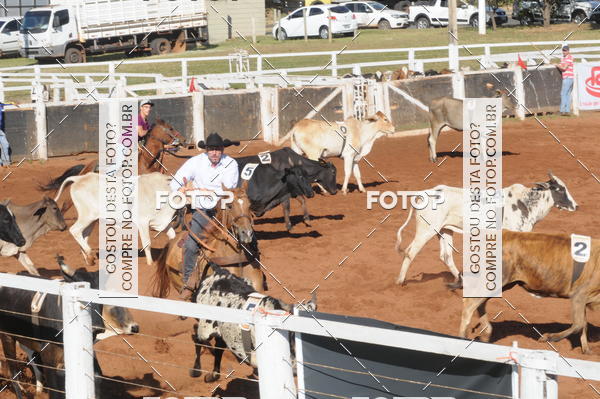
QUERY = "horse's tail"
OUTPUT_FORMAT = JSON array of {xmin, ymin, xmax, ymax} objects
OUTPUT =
[
  {"xmin": 395, "ymin": 206, "xmax": 414, "ymax": 254},
  {"xmin": 151, "ymin": 241, "xmax": 175, "ymax": 298},
  {"xmin": 41, "ymin": 159, "xmax": 97, "ymax": 213},
  {"xmin": 39, "ymin": 164, "xmax": 85, "ymax": 192}
]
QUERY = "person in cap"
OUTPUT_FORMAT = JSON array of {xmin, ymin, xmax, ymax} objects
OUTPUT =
[
  {"xmin": 556, "ymin": 45, "xmax": 574, "ymax": 116},
  {"xmin": 0, "ymin": 101, "xmax": 17, "ymax": 167},
  {"xmin": 170, "ymin": 132, "xmax": 240, "ymax": 300},
  {"xmin": 138, "ymin": 98, "xmax": 154, "ymax": 142}
]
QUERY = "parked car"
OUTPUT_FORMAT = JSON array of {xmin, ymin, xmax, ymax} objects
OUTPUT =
[
  {"xmin": 406, "ymin": 0, "xmax": 507, "ymax": 28},
  {"xmin": 344, "ymin": 1, "xmax": 409, "ymax": 28},
  {"xmin": 273, "ymin": 4, "xmax": 358, "ymax": 40},
  {"xmin": 512, "ymin": 0, "xmax": 600, "ymax": 24},
  {"xmin": 0, "ymin": 17, "xmax": 22, "ymax": 57}
]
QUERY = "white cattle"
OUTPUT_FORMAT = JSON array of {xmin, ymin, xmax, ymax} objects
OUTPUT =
[
  {"xmin": 277, "ymin": 111, "xmax": 395, "ymax": 195},
  {"xmin": 54, "ymin": 172, "xmax": 177, "ymax": 265},
  {"xmin": 395, "ymin": 172, "xmax": 578, "ymax": 285}
]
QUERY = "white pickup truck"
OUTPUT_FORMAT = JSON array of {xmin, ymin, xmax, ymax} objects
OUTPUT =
[
  {"xmin": 0, "ymin": 17, "xmax": 21, "ymax": 57},
  {"xmin": 407, "ymin": 0, "xmax": 486, "ymax": 28},
  {"xmin": 19, "ymin": 0, "xmax": 208, "ymax": 63}
]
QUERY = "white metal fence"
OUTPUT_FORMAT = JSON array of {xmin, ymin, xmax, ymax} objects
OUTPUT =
[
  {"xmin": 1, "ymin": 40, "xmax": 599, "ymax": 102},
  {"xmin": 1, "ymin": 271, "xmax": 600, "ymax": 399}
]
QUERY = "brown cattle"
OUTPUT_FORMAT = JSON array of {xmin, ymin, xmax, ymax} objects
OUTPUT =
[{"xmin": 459, "ymin": 230, "xmax": 600, "ymax": 354}]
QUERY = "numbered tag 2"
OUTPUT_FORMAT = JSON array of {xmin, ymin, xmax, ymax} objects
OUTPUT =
[
  {"xmin": 571, "ymin": 234, "xmax": 591, "ymax": 263},
  {"xmin": 241, "ymin": 163, "xmax": 259, "ymax": 181},
  {"xmin": 258, "ymin": 151, "xmax": 271, "ymax": 164}
]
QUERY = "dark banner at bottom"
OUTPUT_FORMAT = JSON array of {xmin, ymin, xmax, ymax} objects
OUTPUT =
[{"xmin": 297, "ymin": 312, "xmax": 513, "ymax": 399}]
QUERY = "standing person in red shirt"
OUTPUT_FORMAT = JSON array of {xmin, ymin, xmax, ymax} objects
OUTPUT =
[
  {"xmin": 557, "ymin": 45, "xmax": 574, "ymax": 116},
  {"xmin": 138, "ymin": 98, "xmax": 154, "ymax": 142}
]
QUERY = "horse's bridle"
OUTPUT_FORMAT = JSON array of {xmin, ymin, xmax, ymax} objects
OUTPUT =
[{"xmin": 148, "ymin": 123, "xmax": 184, "ymax": 146}]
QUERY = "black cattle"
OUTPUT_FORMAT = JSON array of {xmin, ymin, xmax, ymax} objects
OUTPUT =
[
  {"xmin": 0, "ymin": 203, "xmax": 25, "ymax": 247},
  {"xmin": 242, "ymin": 165, "xmax": 315, "ymax": 231},
  {"xmin": 236, "ymin": 147, "xmax": 337, "ymax": 230},
  {"xmin": 0, "ymin": 256, "xmax": 139, "ymax": 399}
]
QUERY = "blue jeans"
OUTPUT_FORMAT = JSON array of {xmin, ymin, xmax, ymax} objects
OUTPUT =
[
  {"xmin": 0, "ymin": 129, "xmax": 10, "ymax": 166},
  {"xmin": 560, "ymin": 77, "xmax": 574, "ymax": 113},
  {"xmin": 183, "ymin": 208, "xmax": 216, "ymax": 283}
]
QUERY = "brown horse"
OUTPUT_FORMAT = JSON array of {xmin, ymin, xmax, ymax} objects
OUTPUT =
[
  {"xmin": 138, "ymin": 118, "xmax": 185, "ymax": 174},
  {"xmin": 39, "ymin": 119, "xmax": 185, "ymax": 213},
  {"xmin": 151, "ymin": 181, "xmax": 267, "ymax": 299}
]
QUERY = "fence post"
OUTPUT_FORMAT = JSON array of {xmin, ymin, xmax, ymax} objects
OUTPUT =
[
  {"xmin": 331, "ymin": 53, "xmax": 337, "ymax": 77},
  {"xmin": 512, "ymin": 65, "xmax": 526, "ymax": 120},
  {"xmin": 342, "ymin": 80, "xmax": 354, "ymax": 120},
  {"xmin": 108, "ymin": 62, "xmax": 115, "ymax": 87},
  {"xmin": 572, "ymin": 69, "xmax": 580, "ymax": 116},
  {"xmin": 452, "ymin": 71, "xmax": 465, "ymax": 99},
  {"xmin": 181, "ymin": 60, "xmax": 188, "ymax": 93},
  {"xmin": 255, "ymin": 310, "xmax": 296, "ymax": 399},
  {"xmin": 260, "ymin": 86, "xmax": 278, "ymax": 144},
  {"xmin": 155, "ymin": 76, "xmax": 165, "ymax": 96},
  {"xmin": 34, "ymin": 83, "xmax": 48, "ymax": 160},
  {"xmin": 519, "ymin": 350, "xmax": 558, "ymax": 399},
  {"xmin": 61, "ymin": 282, "xmax": 95, "ymax": 399},
  {"xmin": 511, "ymin": 342, "xmax": 520, "ymax": 399},
  {"xmin": 192, "ymin": 90, "xmax": 205, "ymax": 145},
  {"xmin": 408, "ymin": 49, "xmax": 415, "ymax": 71},
  {"xmin": 0, "ymin": 77, "xmax": 4, "ymax": 103}
]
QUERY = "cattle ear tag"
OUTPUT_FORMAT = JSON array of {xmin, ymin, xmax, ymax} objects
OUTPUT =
[
  {"xmin": 258, "ymin": 151, "xmax": 271, "ymax": 165},
  {"xmin": 241, "ymin": 163, "xmax": 259, "ymax": 181},
  {"xmin": 571, "ymin": 234, "xmax": 591, "ymax": 263},
  {"xmin": 241, "ymin": 292, "xmax": 266, "ymax": 331}
]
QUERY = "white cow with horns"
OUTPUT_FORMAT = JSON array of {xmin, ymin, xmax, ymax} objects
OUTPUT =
[{"xmin": 395, "ymin": 172, "xmax": 578, "ymax": 286}]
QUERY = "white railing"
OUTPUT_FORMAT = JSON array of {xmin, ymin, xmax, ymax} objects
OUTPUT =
[
  {"xmin": 1, "ymin": 39, "xmax": 599, "ymax": 79},
  {"xmin": 1, "ymin": 271, "xmax": 600, "ymax": 399}
]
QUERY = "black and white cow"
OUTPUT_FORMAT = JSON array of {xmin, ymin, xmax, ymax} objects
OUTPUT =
[
  {"xmin": 236, "ymin": 147, "xmax": 337, "ymax": 231},
  {"xmin": 0, "ymin": 203, "xmax": 26, "ymax": 247},
  {"xmin": 395, "ymin": 172, "xmax": 578, "ymax": 285},
  {"xmin": 190, "ymin": 263, "xmax": 316, "ymax": 383},
  {"xmin": 0, "ymin": 256, "xmax": 139, "ymax": 399},
  {"xmin": 237, "ymin": 148, "xmax": 337, "ymax": 225}
]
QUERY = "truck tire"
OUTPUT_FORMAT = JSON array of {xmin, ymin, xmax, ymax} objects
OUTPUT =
[
  {"xmin": 378, "ymin": 19, "xmax": 391, "ymax": 29},
  {"xmin": 64, "ymin": 47, "xmax": 85, "ymax": 64},
  {"xmin": 572, "ymin": 11, "xmax": 586, "ymax": 24},
  {"xmin": 150, "ymin": 37, "xmax": 171, "ymax": 56},
  {"xmin": 415, "ymin": 16, "xmax": 430, "ymax": 29}
]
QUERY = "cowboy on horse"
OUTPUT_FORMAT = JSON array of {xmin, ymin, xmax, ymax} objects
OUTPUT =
[{"xmin": 170, "ymin": 132, "xmax": 240, "ymax": 300}]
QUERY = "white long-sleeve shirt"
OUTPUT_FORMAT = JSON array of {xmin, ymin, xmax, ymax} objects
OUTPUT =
[{"xmin": 170, "ymin": 153, "xmax": 239, "ymax": 210}]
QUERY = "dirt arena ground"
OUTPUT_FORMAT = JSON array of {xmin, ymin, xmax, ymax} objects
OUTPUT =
[{"xmin": 1, "ymin": 111, "xmax": 600, "ymax": 398}]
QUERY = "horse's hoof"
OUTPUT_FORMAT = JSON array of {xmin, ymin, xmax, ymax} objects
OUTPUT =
[
  {"xmin": 189, "ymin": 368, "xmax": 202, "ymax": 378},
  {"xmin": 204, "ymin": 372, "xmax": 220, "ymax": 383}
]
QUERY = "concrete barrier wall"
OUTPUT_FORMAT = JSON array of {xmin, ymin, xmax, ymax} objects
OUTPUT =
[
  {"xmin": 203, "ymin": 91, "xmax": 261, "ymax": 141},
  {"xmin": 388, "ymin": 75, "xmax": 452, "ymax": 129},
  {"xmin": 278, "ymin": 87, "xmax": 344, "ymax": 136},
  {"xmin": 152, "ymin": 96, "xmax": 194, "ymax": 144},
  {"xmin": 1, "ymin": 68, "xmax": 568, "ymax": 160},
  {"xmin": 47, "ymin": 103, "xmax": 99, "ymax": 157},
  {"xmin": 4, "ymin": 108, "xmax": 36, "ymax": 160},
  {"xmin": 464, "ymin": 70, "xmax": 515, "ymax": 98},
  {"xmin": 523, "ymin": 67, "xmax": 562, "ymax": 113}
]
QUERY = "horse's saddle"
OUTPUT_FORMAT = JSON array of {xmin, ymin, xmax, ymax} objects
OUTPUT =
[{"xmin": 177, "ymin": 232, "xmax": 250, "ymax": 266}]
